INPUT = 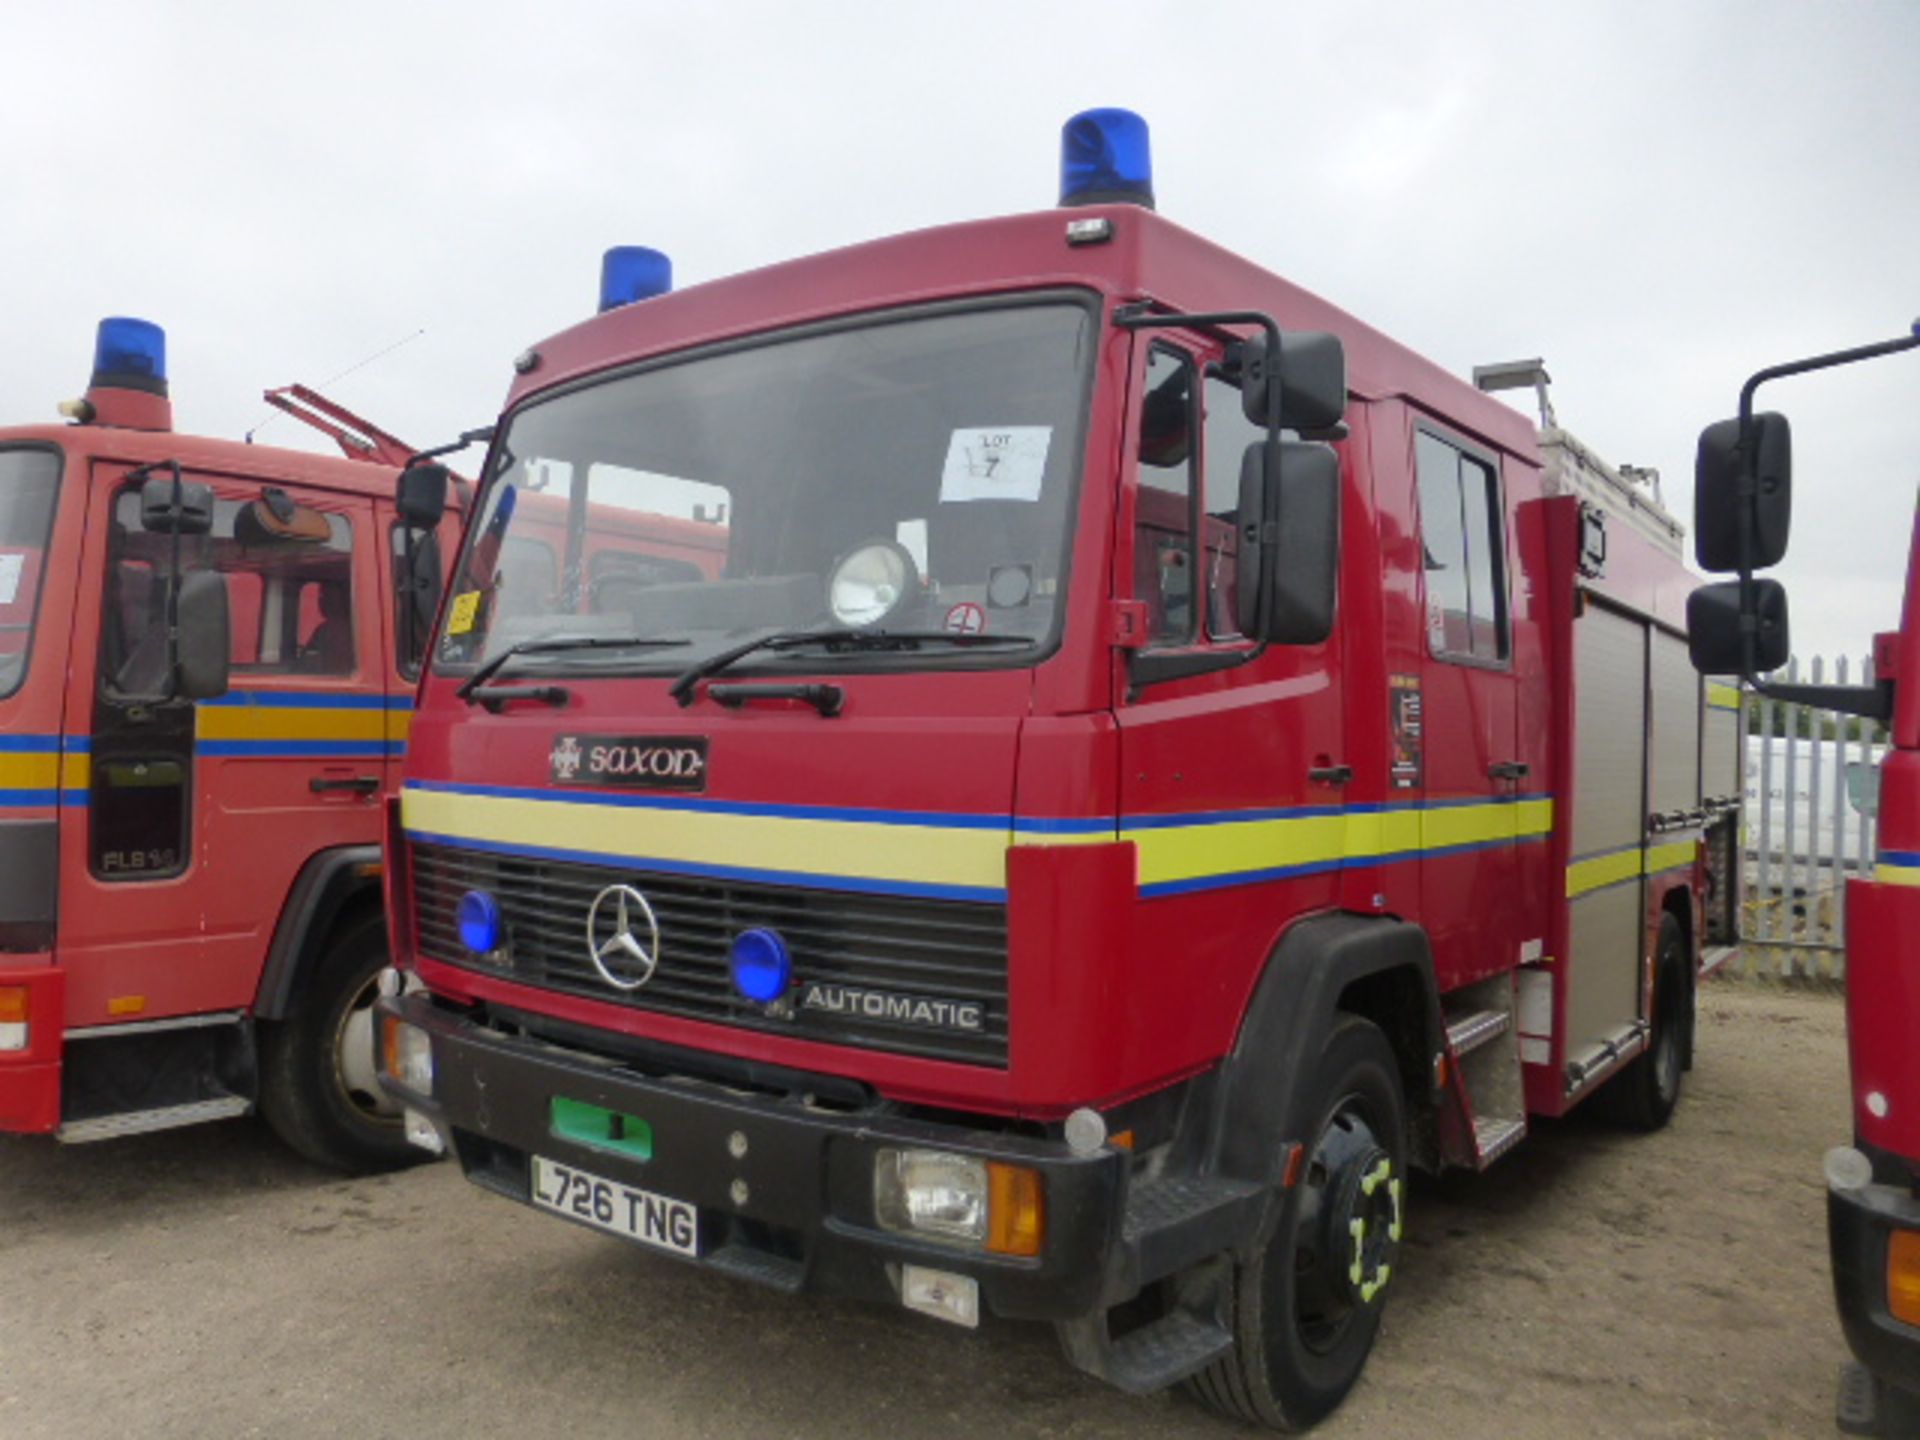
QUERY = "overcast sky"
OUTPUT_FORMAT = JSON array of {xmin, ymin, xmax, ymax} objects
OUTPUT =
[{"xmin": 4, "ymin": 1, "xmax": 1915, "ymax": 663}]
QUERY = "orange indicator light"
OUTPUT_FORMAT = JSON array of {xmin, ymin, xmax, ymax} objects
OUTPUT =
[
  {"xmin": 107, "ymin": 995, "xmax": 146, "ymax": 1017},
  {"xmin": 1890, "ymin": 1229, "xmax": 1920, "ymax": 1328},
  {"xmin": 986, "ymin": 1162, "xmax": 1045, "ymax": 1257},
  {"xmin": 0, "ymin": 986, "xmax": 26, "ymax": 1023}
]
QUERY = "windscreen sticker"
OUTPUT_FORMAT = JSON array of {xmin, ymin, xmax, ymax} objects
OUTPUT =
[
  {"xmin": 0, "ymin": 553, "xmax": 23, "ymax": 605},
  {"xmin": 943, "ymin": 601, "xmax": 987, "ymax": 635},
  {"xmin": 446, "ymin": 591, "xmax": 482, "ymax": 636},
  {"xmin": 939, "ymin": 426, "xmax": 1051, "ymax": 504}
]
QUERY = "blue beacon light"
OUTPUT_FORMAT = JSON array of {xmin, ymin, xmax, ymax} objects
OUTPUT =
[
  {"xmin": 91, "ymin": 317, "xmax": 169, "ymax": 394},
  {"xmin": 598, "ymin": 246, "xmax": 673, "ymax": 313},
  {"xmin": 1059, "ymin": 108, "xmax": 1154, "ymax": 211},
  {"xmin": 730, "ymin": 928, "xmax": 793, "ymax": 1004},
  {"xmin": 456, "ymin": 890, "xmax": 504, "ymax": 953}
]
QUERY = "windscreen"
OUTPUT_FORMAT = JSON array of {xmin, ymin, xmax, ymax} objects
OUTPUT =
[
  {"xmin": 437, "ymin": 300, "xmax": 1095, "ymax": 675},
  {"xmin": 0, "ymin": 448, "xmax": 61, "ymax": 698}
]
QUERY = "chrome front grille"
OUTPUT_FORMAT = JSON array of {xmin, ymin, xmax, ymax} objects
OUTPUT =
[{"xmin": 409, "ymin": 841, "xmax": 1009, "ymax": 1067}]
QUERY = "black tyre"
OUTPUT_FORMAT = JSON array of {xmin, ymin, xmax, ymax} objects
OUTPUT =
[
  {"xmin": 1599, "ymin": 911, "xmax": 1691, "ymax": 1133},
  {"xmin": 1188, "ymin": 1016, "xmax": 1407, "ymax": 1431},
  {"xmin": 258, "ymin": 917, "xmax": 420, "ymax": 1173}
]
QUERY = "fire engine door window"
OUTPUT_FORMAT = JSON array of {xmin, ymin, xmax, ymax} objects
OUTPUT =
[
  {"xmin": 0, "ymin": 447, "xmax": 60, "ymax": 699},
  {"xmin": 102, "ymin": 487, "xmax": 357, "ymax": 687},
  {"xmin": 391, "ymin": 522, "xmax": 443, "ymax": 679},
  {"xmin": 1415, "ymin": 429, "xmax": 1508, "ymax": 663},
  {"xmin": 1202, "ymin": 369, "xmax": 1261, "ymax": 640},
  {"xmin": 1135, "ymin": 346, "xmax": 1197, "ymax": 644}
]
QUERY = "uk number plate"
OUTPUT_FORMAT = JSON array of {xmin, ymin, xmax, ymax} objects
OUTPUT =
[{"xmin": 531, "ymin": 1155, "xmax": 699, "ymax": 1258}]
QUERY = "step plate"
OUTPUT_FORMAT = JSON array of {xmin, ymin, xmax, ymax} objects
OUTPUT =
[
  {"xmin": 1444, "ymin": 1008, "xmax": 1510, "ymax": 1058},
  {"xmin": 57, "ymin": 1096, "xmax": 251, "ymax": 1144},
  {"xmin": 1473, "ymin": 1115, "xmax": 1527, "ymax": 1168},
  {"xmin": 1104, "ymin": 1311, "xmax": 1235, "ymax": 1394}
]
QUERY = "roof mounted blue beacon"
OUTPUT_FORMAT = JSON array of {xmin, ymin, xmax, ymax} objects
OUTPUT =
[
  {"xmin": 91, "ymin": 317, "xmax": 168, "ymax": 395},
  {"xmin": 1059, "ymin": 108, "xmax": 1154, "ymax": 211},
  {"xmin": 599, "ymin": 247, "xmax": 673, "ymax": 313}
]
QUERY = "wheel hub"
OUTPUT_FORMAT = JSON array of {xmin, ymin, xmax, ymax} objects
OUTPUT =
[{"xmin": 1293, "ymin": 1110, "xmax": 1403, "ymax": 1352}]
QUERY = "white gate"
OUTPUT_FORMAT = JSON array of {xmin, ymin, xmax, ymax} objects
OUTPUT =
[{"xmin": 1738, "ymin": 654, "xmax": 1884, "ymax": 979}]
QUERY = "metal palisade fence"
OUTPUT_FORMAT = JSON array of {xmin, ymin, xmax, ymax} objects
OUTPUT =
[{"xmin": 1738, "ymin": 653, "xmax": 1884, "ymax": 980}]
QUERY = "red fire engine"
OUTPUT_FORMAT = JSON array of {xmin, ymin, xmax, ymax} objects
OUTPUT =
[
  {"xmin": 0, "ymin": 317, "xmax": 464, "ymax": 1170},
  {"xmin": 1686, "ymin": 322, "xmax": 1920, "ymax": 1437},
  {"xmin": 374, "ymin": 111, "xmax": 1730, "ymax": 1427}
]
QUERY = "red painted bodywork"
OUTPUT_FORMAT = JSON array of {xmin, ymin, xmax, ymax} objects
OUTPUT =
[
  {"xmin": 399, "ymin": 205, "xmax": 1700, "ymax": 1128},
  {"xmin": 1847, "ymin": 508, "xmax": 1920, "ymax": 1165},
  {"xmin": 0, "ymin": 383, "xmax": 445, "ymax": 1134}
]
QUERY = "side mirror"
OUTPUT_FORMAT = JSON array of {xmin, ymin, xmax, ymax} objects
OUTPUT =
[
  {"xmin": 1694, "ymin": 413, "xmax": 1791, "ymax": 572},
  {"xmin": 1687, "ymin": 578, "xmax": 1788, "ymax": 675},
  {"xmin": 397, "ymin": 462, "xmax": 450, "ymax": 528},
  {"xmin": 173, "ymin": 569, "xmax": 231, "ymax": 701},
  {"xmin": 1240, "ymin": 332, "xmax": 1347, "ymax": 433},
  {"xmin": 140, "ymin": 477, "xmax": 214, "ymax": 535},
  {"xmin": 1237, "ymin": 438, "xmax": 1339, "ymax": 644}
]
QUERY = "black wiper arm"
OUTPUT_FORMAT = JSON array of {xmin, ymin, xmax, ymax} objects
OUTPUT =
[
  {"xmin": 455, "ymin": 634, "xmax": 689, "ymax": 704},
  {"xmin": 669, "ymin": 627, "xmax": 1033, "ymax": 707}
]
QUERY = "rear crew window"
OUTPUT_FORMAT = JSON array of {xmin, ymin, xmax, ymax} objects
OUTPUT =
[{"xmin": 1416, "ymin": 429, "xmax": 1507, "ymax": 663}]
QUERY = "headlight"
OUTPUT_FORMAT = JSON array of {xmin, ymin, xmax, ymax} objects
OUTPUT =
[
  {"xmin": 874, "ymin": 1148, "xmax": 1044, "ymax": 1257},
  {"xmin": 827, "ymin": 539, "xmax": 916, "ymax": 628},
  {"xmin": 380, "ymin": 1015, "xmax": 435, "ymax": 1094}
]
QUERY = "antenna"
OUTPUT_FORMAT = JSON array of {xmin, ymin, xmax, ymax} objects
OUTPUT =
[{"xmin": 245, "ymin": 327, "xmax": 425, "ymax": 444}]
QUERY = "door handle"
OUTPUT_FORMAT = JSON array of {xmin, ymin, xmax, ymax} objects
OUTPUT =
[
  {"xmin": 1308, "ymin": 764, "xmax": 1353, "ymax": 786},
  {"xmin": 1488, "ymin": 761, "xmax": 1530, "ymax": 782},
  {"xmin": 310, "ymin": 775, "xmax": 380, "ymax": 796}
]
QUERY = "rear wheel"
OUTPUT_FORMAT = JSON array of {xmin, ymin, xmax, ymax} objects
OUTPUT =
[
  {"xmin": 1188, "ymin": 1016, "xmax": 1407, "ymax": 1430},
  {"xmin": 258, "ymin": 917, "xmax": 419, "ymax": 1173},
  {"xmin": 1600, "ymin": 911, "xmax": 1692, "ymax": 1132}
]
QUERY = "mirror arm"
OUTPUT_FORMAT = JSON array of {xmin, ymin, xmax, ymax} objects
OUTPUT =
[{"xmin": 1748, "ymin": 680, "xmax": 1892, "ymax": 724}]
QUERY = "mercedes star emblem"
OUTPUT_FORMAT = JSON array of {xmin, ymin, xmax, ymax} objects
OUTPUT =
[{"xmin": 584, "ymin": 883, "xmax": 662, "ymax": 991}]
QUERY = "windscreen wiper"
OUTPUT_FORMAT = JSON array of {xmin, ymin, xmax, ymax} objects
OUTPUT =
[
  {"xmin": 455, "ymin": 633, "xmax": 690, "ymax": 705},
  {"xmin": 670, "ymin": 628, "xmax": 1033, "ymax": 707}
]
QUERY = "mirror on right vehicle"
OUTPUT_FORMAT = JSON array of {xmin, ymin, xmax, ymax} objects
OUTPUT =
[
  {"xmin": 1687, "ymin": 577, "xmax": 1789, "ymax": 675},
  {"xmin": 1694, "ymin": 412, "xmax": 1791, "ymax": 572},
  {"xmin": 396, "ymin": 462, "xmax": 450, "ymax": 529}
]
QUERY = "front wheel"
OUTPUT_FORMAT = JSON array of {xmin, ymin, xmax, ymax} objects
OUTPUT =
[
  {"xmin": 258, "ymin": 917, "xmax": 421, "ymax": 1173},
  {"xmin": 1188, "ymin": 1015, "xmax": 1407, "ymax": 1431}
]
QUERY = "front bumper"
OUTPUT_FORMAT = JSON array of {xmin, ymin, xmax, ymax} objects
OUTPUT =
[
  {"xmin": 1830, "ymin": 1164, "xmax": 1920, "ymax": 1398},
  {"xmin": 376, "ymin": 992, "xmax": 1127, "ymax": 1321}
]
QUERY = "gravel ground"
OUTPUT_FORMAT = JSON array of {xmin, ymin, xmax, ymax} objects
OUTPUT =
[{"xmin": 0, "ymin": 979, "xmax": 1854, "ymax": 1440}]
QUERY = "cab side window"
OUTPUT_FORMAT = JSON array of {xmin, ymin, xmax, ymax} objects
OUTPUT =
[
  {"xmin": 103, "ymin": 484, "xmax": 357, "ymax": 691},
  {"xmin": 392, "ymin": 522, "xmax": 442, "ymax": 680},
  {"xmin": 1416, "ymin": 429, "xmax": 1507, "ymax": 663},
  {"xmin": 1134, "ymin": 346, "xmax": 1197, "ymax": 644}
]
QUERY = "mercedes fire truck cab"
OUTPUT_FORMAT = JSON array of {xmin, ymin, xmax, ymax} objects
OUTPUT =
[
  {"xmin": 1687, "ymin": 321, "xmax": 1920, "ymax": 1438},
  {"xmin": 0, "ymin": 318, "xmax": 464, "ymax": 1170},
  {"xmin": 375, "ymin": 111, "xmax": 1728, "ymax": 1429}
]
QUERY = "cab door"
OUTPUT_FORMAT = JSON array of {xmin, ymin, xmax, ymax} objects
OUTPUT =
[
  {"xmin": 1114, "ymin": 336, "xmax": 1345, "ymax": 1063},
  {"xmin": 1406, "ymin": 415, "xmax": 1526, "ymax": 990},
  {"xmin": 59, "ymin": 470, "xmax": 382, "ymax": 1026}
]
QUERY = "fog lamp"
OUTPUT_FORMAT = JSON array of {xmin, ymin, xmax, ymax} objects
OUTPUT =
[
  {"xmin": 403, "ymin": 1108, "xmax": 446, "ymax": 1156},
  {"xmin": 381, "ymin": 1015, "xmax": 434, "ymax": 1094},
  {"xmin": 827, "ymin": 540, "xmax": 916, "ymax": 628},
  {"xmin": 900, "ymin": 1264, "xmax": 980, "ymax": 1329}
]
